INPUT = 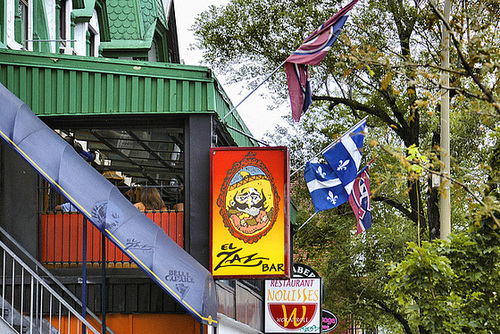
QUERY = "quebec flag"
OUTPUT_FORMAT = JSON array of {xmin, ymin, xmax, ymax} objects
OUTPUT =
[
  {"xmin": 304, "ymin": 162, "xmax": 349, "ymax": 212},
  {"xmin": 323, "ymin": 119, "xmax": 367, "ymax": 195}
]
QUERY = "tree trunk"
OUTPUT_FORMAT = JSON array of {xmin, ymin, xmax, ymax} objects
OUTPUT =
[
  {"xmin": 406, "ymin": 115, "xmax": 427, "ymax": 235},
  {"xmin": 375, "ymin": 301, "xmax": 414, "ymax": 334},
  {"xmin": 428, "ymin": 132, "xmax": 440, "ymax": 240}
]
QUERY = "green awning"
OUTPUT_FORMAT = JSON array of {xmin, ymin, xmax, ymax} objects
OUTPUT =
[{"xmin": 0, "ymin": 49, "xmax": 255, "ymax": 147}]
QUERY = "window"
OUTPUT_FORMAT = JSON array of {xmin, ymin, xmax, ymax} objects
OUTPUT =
[
  {"xmin": 0, "ymin": 0, "xmax": 5, "ymax": 44},
  {"xmin": 148, "ymin": 41, "xmax": 157, "ymax": 62},
  {"xmin": 87, "ymin": 10, "xmax": 100, "ymax": 57},
  {"xmin": 58, "ymin": 0, "xmax": 66, "ymax": 50},
  {"xmin": 58, "ymin": 0, "xmax": 74, "ymax": 54},
  {"xmin": 18, "ymin": 0, "xmax": 29, "ymax": 48},
  {"xmin": 87, "ymin": 29, "xmax": 96, "ymax": 56},
  {"xmin": 7, "ymin": 0, "xmax": 30, "ymax": 49},
  {"xmin": 75, "ymin": 9, "xmax": 100, "ymax": 56}
]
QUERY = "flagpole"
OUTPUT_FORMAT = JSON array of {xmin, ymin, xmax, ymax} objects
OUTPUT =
[
  {"xmin": 290, "ymin": 116, "xmax": 368, "ymax": 177},
  {"xmin": 320, "ymin": 116, "xmax": 368, "ymax": 154},
  {"xmin": 223, "ymin": 0, "xmax": 360, "ymax": 127},
  {"xmin": 222, "ymin": 60, "xmax": 287, "ymax": 122},
  {"xmin": 440, "ymin": 0, "xmax": 452, "ymax": 239},
  {"xmin": 224, "ymin": 124, "xmax": 270, "ymax": 146},
  {"xmin": 297, "ymin": 212, "xmax": 318, "ymax": 231}
]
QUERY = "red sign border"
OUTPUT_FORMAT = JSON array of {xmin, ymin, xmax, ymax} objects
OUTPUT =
[{"xmin": 209, "ymin": 146, "xmax": 291, "ymax": 279}]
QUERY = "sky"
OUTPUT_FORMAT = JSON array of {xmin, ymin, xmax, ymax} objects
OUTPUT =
[{"xmin": 174, "ymin": 0, "xmax": 290, "ymax": 141}]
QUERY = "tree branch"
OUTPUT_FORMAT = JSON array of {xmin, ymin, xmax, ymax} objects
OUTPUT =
[
  {"xmin": 429, "ymin": 1, "xmax": 500, "ymax": 113},
  {"xmin": 369, "ymin": 300, "xmax": 414, "ymax": 334},
  {"xmin": 373, "ymin": 195, "xmax": 415, "ymax": 222},
  {"xmin": 402, "ymin": 157, "xmax": 500, "ymax": 229},
  {"xmin": 312, "ymin": 95, "xmax": 407, "ymax": 140},
  {"xmin": 425, "ymin": 168, "xmax": 500, "ymax": 229}
]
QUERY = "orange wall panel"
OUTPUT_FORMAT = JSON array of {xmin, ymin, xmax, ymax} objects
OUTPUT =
[
  {"xmin": 49, "ymin": 313, "xmax": 202, "ymax": 334},
  {"xmin": 40, "ymin": 212, "xmax": 183, "ymax": 264}
]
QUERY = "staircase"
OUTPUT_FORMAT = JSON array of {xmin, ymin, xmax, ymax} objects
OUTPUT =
[
  {"xmin": 0, "ymin": 297, "xmax": 59, "ymax": 333},
  {"xmin": 0, "ymin": 227, "xmax": 112, "ymax": 334},
  {"xmin": 0, "ymin": 316, "xmax": 16, "ymax": 333}
]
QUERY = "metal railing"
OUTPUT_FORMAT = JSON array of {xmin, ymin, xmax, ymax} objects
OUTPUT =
[
  {"xmin": 0, "ymin": 227, "xmax": 114, "ymax": 334},
  {"xmin": 39, "ymin": 210, "xmax": 184, "ymax": 268},
  {"xmin": 39, "ymin": 183, "xmax": 184, "ymax": 268}
]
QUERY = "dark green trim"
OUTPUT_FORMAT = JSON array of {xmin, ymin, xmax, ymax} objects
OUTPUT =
[
  {"xmin": 151, "ymin": 19, "xmax": 169, "ymax": 62},
  {"xmin": 100, "ymin": 39, "xmax": 152, "ymax": 51},
  {"xmin": 72, "ymin": 0, "xmax": 95, "ymax": 22},
  {"xmin": 14, "ymin": 0, "xmax": 23, "ymax": 45},
  {"xmin": 95, "ymin": 0, "xmax": 110, "ymax": 42},
  {"xmin": 0, "ymin": 0, "xmax": 5, "ymax": 45},
  {"xmin": 72, "ymin": 0, "xmax": 85, "ymax": 10},
  {"xmin": 32, "ymin": 0, "xmax": 50, "ymax": 53}
]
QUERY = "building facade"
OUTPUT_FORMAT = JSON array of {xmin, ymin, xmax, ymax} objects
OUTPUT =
[{"xmin": 0, "ymin": 0, "xmax": 273, "ymax": 333}]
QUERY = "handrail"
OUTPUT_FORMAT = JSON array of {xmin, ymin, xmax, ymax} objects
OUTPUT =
[
  {"xmin": 0, "ymin": 237, "xmax": 100, "ymax": 333},
  {"xmin": 0, "ymin": 226, "xmax": 116, "ymax": 334}
]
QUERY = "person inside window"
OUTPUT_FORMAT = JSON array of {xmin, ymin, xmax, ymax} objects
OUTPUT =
[
  {"xmin": 172, "ymin": 186, "xmax": 184, "ymax": 212},
  {"xmin": 134, "ymin": 187, "xmax": 166, "ymax": 211},
  {"xmin": 55, "ymin": 202, "xmax": 78, "ymax": 212}
]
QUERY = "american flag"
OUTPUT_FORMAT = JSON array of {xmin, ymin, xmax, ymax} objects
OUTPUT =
[{"xmin": 285, "ymin": 0, "xmax": 359, "ymax": 121}]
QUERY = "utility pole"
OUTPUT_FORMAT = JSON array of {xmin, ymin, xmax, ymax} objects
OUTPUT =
[{"xmin": 440, "ymin": 0, "xmax": 452, "ymax": 239}]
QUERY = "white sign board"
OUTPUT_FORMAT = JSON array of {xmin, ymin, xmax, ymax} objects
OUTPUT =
[{"xmin": 265, "ymin": 278, "xmax": 321, "ymax": 333}]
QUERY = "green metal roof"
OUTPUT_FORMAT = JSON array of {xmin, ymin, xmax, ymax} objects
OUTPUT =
[
  {"xmin": 0, "ymin": 49, "xmax": 256, "ymax": 146},
  {"xmin": 106, "ymin": 0, "xmax": 144, "ymax": 40},
  {"xmin": 101, "ymin": 0, "xmax": 163, "ymax": 51}
]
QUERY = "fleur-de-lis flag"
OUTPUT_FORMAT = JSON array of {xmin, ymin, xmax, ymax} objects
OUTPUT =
[
  {"xmin": 304, "ymin": 118, "xmax": 367, "ymax": 213},
  {"xmin": 304, "ymin": 162, "xmax": 349, "ymax": 212},
  {"xmin": 323, "ymin": 119, "xmax": 367, "ymax": 195}
]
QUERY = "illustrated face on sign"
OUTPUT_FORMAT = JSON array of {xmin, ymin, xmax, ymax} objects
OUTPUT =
[
  {"xmin": 227, "ymin": 171, "xmax": 274, "ymax": 235},
  {"xmin": 217, "ymin": 152, "xmax": 280, "ymax": 244},
  {"xmin": 231, "ymin": 185, "xmax": 266, "ymax": 217}
]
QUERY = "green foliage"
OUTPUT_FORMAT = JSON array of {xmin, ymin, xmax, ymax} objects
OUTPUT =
[
  {"xmin": 406, "ymin": 144, "xmax": 428, "ymax": 174},
  {"xmin": 387, "ymin": 221, "xmax": 500, "ymax": 333},
  {"xmin": 195, "ymin": 0, "xmax": 500, "ymax": 333}
]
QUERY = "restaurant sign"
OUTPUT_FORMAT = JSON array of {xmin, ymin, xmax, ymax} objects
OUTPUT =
[
  {"xmin": 322, "ymin": 309, "xmax": 338, "ymax": 333},
  {"xmin": 210, "ymin": 147, "xmax": 291, "ymax": 278},
  {"xmin": 265, "ymin": 278, "xmax": 322, "ymax": 333}
]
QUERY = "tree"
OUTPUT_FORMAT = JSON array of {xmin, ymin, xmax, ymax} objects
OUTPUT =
[
  {"xmin": 194, "ymin": 1, "xmax": 500, "ymax": 333},
  {"xmin": 386, "ymin": 138, "xmax": 500, "ymax": 333},
  {"xmin": 386, "ymin": 223, "xmax": 500, "ymax": 333}
]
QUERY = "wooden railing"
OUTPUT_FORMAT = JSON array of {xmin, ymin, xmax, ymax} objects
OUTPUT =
[{"xmin": 40, "ymin": 211, "xmax": 183, "ymax": 267}]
